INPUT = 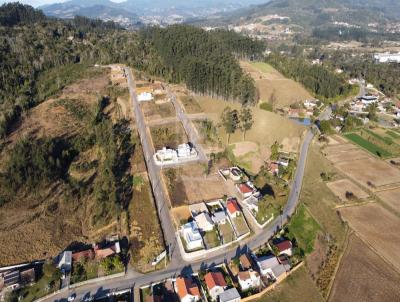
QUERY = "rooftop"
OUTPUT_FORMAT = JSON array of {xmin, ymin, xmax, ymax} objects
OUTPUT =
[
  {"xmin": 226, "ymin": 199, "xmax": 240, "ymax": 215},
  {"xmin": 204, "ymin": 271, "xmax": 227, "ymax": 290},
  {"xmin": 219, "ymin": 288, "xmax": 241, "ymax": 302},
  {"xmin": 176, "ymin": 277, "xmax": 200, "ymax": 299}
]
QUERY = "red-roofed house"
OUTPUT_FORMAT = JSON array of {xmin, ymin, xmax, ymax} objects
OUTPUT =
[
  {"xmin": 72, "ymin": 249, "xmax": 95, "ymax": 262},
  {"xmin": 226, "ymin": 199, "xmax": 240, "ymax": 218},
  {"xmin": 268, "ymin": 162, "xmax": 279, "ymax": 176},
  {"xmin": 236, "ymin": 183, "xmax": 253, "ymax": 198},
  {"xmin": 94, "ymin": 242, "xmax": 121, "ymax": 259},
  {"xmin": 275, "ymin": 240, "xmax": 293, "ymax": 257},
  {"xmin": 204, "ymin": 272, "xmax": 227, "ymax": 300},
  {"xmin": 175, "ymin": 277, "xmax": 200, "ymax": 302}
]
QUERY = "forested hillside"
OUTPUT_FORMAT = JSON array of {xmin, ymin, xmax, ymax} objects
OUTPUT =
[
  {"xmin": 140, "ymin": 25, "xmax": 263, "ymax": 105},
  {"xmin": 0, "ymin": 3, "xmax": 263, "ymax": 138},
  {"xmin": 266, "ymin": 53, "xmax": 353, "ymax": 101}
]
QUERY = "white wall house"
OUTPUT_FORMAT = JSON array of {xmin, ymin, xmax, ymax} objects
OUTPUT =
[
  {"xmin": 194, "ymin": 212, "xmax": 214, "ymax": 232},
  {"xmin": 137, "ymin": 92, "xmax": 153, "ymax": 102},
  {"xmin": 238, "ymin": 270, "xmax": 261, "ymax": 291},
  {"xmin": 374, "ymin": 52, "xmax": 400, "ymax": 63},
  {"xmin": 182, "ymin": 222, "xmax": 203, "ymax": 251}
]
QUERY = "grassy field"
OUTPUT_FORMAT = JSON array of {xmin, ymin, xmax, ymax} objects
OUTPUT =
[
  {"xmin": 204, "ymin": 229, "xmax": 221, "ymax": 249},
  {"xmin": 129, "ymin": 179, "xmax": 165, "ymax": 272},
  {"xmin": 180, "ymin": 95, "xmax": 203, "ymax": 114},
  {"xmin": 241, "ymin": 61, "xmax": 313, "ymax": 108},
  {"xmin": 387, "ymin": 130, "xmax": 400, "ymax": 139},
  {"xmin": 255, "ymin": 265, "xmax": 323, "ymax": 302},
  {"xmin": 150, "ymin": 122, "xmax": 188, "ymax": 150},
  {"xmin": 231, "ymin": 215, "xmax": 250, "ymax": 236},
  {"xmin": 344, "ymin": 133, "xmax": 392, "ymax": 158},
  {"xmin": 288, "ymin": 204, "xmax": 321, "ymax": 254},
  {"xmin": 218, "ymin": 222, "xmax": 236, "ymax": 244}
]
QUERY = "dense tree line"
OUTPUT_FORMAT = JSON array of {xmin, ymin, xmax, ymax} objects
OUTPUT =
[
  {"xmin": 140, "ymin": 25, "xmax": 261, "ymax": 105},
  {"xmin": 266, "ymin": 53, "xmax": 353, "ymax": 100},
  {"xmin": 0, "ymin": 4, "xmax": 264, "ymax": 138}
]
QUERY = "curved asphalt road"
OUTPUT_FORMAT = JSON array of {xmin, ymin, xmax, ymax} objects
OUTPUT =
[{"xmin": 40, "ymin": 70, "xmax": 317, "ymax": 302}]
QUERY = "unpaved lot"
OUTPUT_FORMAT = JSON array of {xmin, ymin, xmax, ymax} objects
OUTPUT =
[
  {"xmin": 326, "ymin": 179, "xmax": 369, "ymax": 202},
  {"xmin": 376, "ymin": 188, "xmax": 400, "ymax": 213},
  {"xmin": 163, "ymin": 163, "xmax": 229, "ymax": 206},
  {"xmin": 324, "ymin": 144, "xmax": 370, "ymax": 163},
  {"xmin": 330, "ymin": 233, "xmax": 400, "ymax": 302},
  {"xmin": 339, "ymin": 203, "xmax": 400, "ymax": 272},
  {"xmin": 141, "ymin": 101, "xmax": 175, "ymax": 121},
  {"xmin": 171, "ymin": 206, "xmax": 192, "ymax": 226},
  {"xmin": 335, "ymin": 157, "xmax": 400, "ymax": 190},
  {"xmin": 231, "ymin": 141, "xmax": 269, "ymax": 174}
]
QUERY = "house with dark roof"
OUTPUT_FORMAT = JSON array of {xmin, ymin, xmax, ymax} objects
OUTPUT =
[{"xmin": 204, "ymin": 271, "xmax": 227, "ymax": 301}]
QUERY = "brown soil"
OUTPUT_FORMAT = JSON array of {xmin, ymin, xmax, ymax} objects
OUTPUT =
[
  {"xmin": 326, "ymin": 179, "xmax": 369, "ymax": 202},
  {"xmin": 329, "ymin": 233, "xmax": 400, "ymax": 302},
  {"xmin": 339, "ymin": 203, "xmax": 400, "ymax": 272},
  {"xmin": 150, "ymin": 122, "xmax": 188, "ymax": 150},
  {"xmin": 376, "ymin": 188, "xmax": 400, "ymax": 213}
]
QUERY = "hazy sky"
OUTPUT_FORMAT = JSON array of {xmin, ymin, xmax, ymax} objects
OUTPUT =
[{"xmin": 0, "ymin": 0, "xmax": 126, "ymax": 7}]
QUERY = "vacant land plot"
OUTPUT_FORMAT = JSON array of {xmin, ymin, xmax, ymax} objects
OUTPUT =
[
  {"xmin": 344, "ymin": 133, "xmax": 392, "ymax": 158},
  {"xmin": 241, "ymin": 61, "xmax": 313, "ymax": 108},
  {"xmin": 197, "ymin": 96, "xmax": 303, "ymax": 157},
  {"xmin": 339, "ymin": 202, "xmax": 400, "ymax": 272},
  {"xmin": 129, "ymin": 179, "xmax": 165, "ymax": 272},
  {"xmin": 255, "ymin": 265, "xmax": 323, "ymax": 302},
  {"xmin": 171, "ymin": 206, "xmax": 192, "ymax": 226},
  {"xmin": 230, "ymin": 141, "xmax": 268, "ymax": 174},
  {"xmin": 376, "ymin": 188, "xmax": 400, "ymax": 214},
  {"xmin": 326, "ymin": 179, "xmax": 369, "ymax": 202},
  {"xmin": 204, "ymin": 229, "xmax": 221, "ymax": 249},
  {"xmin": 335, "ymin": 157, "xmax": 400, "ymax": 190},
  {"xmin": 231, "ymin": 215, "xmax": 250, "ymax": 237},
  {"xmin": 218, "ymin": 222, "xmax": 235, "ymax": 244},
  {"xmin": 288, "ymin": 204, "xmax": 321, "ymax": 254},
  {"xmin": 324, "ymin": 144, "xmax": 370, "ymax": 163},
  {"xmin": 140, "ymin": 101, "xmax": 175, "ymax": 121},
  {"xmin": 330, "ymin": 233, "xmax": 400, "ymax": 302},
  {"xmin": 163, "ymin": 164, "xmax": 229, "ymax": 206},
  {"xmin": 179, "ymin": 95, "xmax": 203, "ymax": 114},
  {"xmin": 150, "ymin": 122, "xmax": 188, "ymax": 150}
]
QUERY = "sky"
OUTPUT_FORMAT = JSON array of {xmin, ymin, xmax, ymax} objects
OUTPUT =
[{"xmin": 0, "ymin": 0, "xmax": 126, "ymax": 7}]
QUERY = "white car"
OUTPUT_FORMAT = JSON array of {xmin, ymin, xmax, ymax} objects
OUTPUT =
[{"xmin": 67, "ymin": 294, "xmax": 76, "ymax": 302}]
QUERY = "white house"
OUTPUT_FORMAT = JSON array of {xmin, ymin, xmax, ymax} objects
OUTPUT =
[
  {"xmin": 238, "ymin": 270, "xmax": 261, "ymax": 291},
  {"xmin": 57, "ymin": 251, "xmax": 72, "ymax": 272},
  {"xmin": 154, "ymin": 147, "xmax": 178, "ymax": 164},
  {"xmin": 212, "ymin": 211, "xmax": 227, "ymax": 225},
  {"xmin": 303, "ymin": 99, "xmax": 317, "ymax": 109},
  {"xmin": 175, "ymin": 276, "xmax": 201, "ymax": 302},
  {"xmin": 194, "ymin": 212, "xmax": 214, "ymax": 232},
  {"xmin": 358, "ymin": 95, "xmax": 378, "ymax": 105},
  {"xmin": 229, "ymin": 167, "xmax": 242, "ymax": 181},
  {"xmin": 177, "ymin": 144, "xmax": 198, "ymax": 160},
  {"xmin": 204, "ymin": 272, "xmax": 227, "ymax": 301},
  {"xmin": 374, "ymin": 52, "xmax": 400, "ymax": 63},
  {"xmin": 137, "ymin": 92, "xmax": 153, "ymax": 102},
  {"xmin": 182, "ymin": 222, "xmax": 203, "ymax": 251},
  {"xmin": 218, "ymin": 288, "xmax": 241, "ymax": 302},
  {"xmin": 256, "ymin": 255, "xmax": 290, "ymax": 280}
]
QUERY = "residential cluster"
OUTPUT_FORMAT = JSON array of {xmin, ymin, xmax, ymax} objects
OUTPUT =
[
  {"xmin": 141, "ymin": 237, "xmax": 295, "ymax": 302},
  {"xmin": 180, "ymin": 197, "xmax": 250, "ymax": 252}
]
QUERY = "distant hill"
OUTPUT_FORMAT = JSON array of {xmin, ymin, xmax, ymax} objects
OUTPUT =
[
  {"xmin": 40, "ymin": 0, "xmax": 268, "ymax": 26},
  {"xmin": 213, "ymin": 0, "xmax": 400, "ymax": 29}
]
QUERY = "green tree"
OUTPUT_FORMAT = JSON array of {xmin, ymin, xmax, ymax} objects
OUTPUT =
[
  {"xmin": 221, "ymin": 107, "xmax": 239, "ymax": 144},
  {"xmin": 270, "ymin": 141, "xmax": 281, "ymax": 161},
  {"xmin": 240, "ymin": 107, "xmax": 254, "ymax": 141}
]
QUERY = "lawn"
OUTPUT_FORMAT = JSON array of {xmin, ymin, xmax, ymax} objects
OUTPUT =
[
  {"xmin": 231, "ymin": 214, "xmax": 250, "ymax": 237},
  {"xmin": 218, "ymin": 222, "xmax": 236, "ymax": 244},
  {"xmin": 344, "ymin": 133, "xmax": 392, "ymax": 158},
  {"xmin": 288, "ymin": 204, "xmax": 321, "ymax": 254},
  {"xmin": 250, "ymin": 62, "xmax": 275, "ymax": 74},
  {"xmin": 203, "ymin": 229, "xmax": 221, "ymax": 249}
]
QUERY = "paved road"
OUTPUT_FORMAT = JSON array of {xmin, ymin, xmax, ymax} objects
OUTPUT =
[
  {"xmin": 42, "ymin": 71, "xmax": 318, "ymax": 302},
  {"xmin": 125, "ymin": 68, "xmax": 181, "ymax": 266}
]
